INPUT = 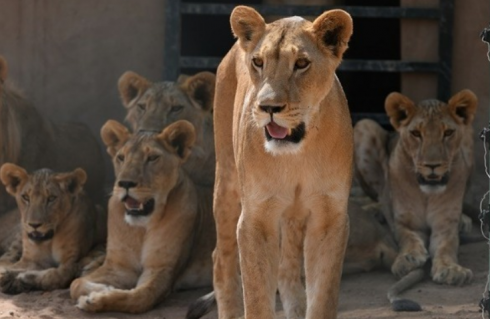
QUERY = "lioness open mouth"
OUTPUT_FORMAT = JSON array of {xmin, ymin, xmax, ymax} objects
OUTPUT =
[
  {"xmin": 122, "ymin": 196, "xmax": 155, "ymax": 217},
  {"xmin": 265, "ymin": 121, "xmax": 306, "ymax": 143},
  {"xmin": 28, "ymin": 229, "xmax": 54, "ymax": 243},
  {"xmin": 417, "ymin": 173, "xmax": 449, "ymax": 186}
]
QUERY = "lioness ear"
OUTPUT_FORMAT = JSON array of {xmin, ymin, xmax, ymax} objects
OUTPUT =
[
  {"xmin": 230, "ymin": 6, "xmax": 266, "ymax": 51},
  {"xmin": 311, "ymin": 9, "xmax": 353, "ymax": 58},
  {"xmin": 0, "ymin": 163, "xmax": 28, "ymax": 196},
  {"xmin": 55, "ymin": 168, "xmax": 87, "ymax": 195},
  {"xmin": 176, "ymin": 74, "xmax": 190, "ymax": 84},
  {"xmin": 385, "ymin": 92, "xmax": 416, "ymax": 130},
  {"xmin": 118, "ymin": 71, "xmax": 152, "ymax": 108},
  {"xmin": 448, "ymin": 89, "xmax": 478, "ymax": 125},
  {"xmin": 159, "ymin": 120, "xmax": 196, "ymax": 162},
  {"xmin": 0, "ymin": 56, "xmax": 8, "ymax": 83},
  {"xmin": 100, "ymin": 120, "xmax": 131, "ymax": 157},
  {"xmin": 180, "ymin": 72, "xmax": 216, "ymax": 112}
]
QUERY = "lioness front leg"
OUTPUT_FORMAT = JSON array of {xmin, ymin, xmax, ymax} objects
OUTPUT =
[
  {"xmin": 238, "ymin": 202, "xmax": 281, "ymax": 319},
  {"xmin": 213, "ymin": 165, "xmax": 243, "ymax": 319},
  {"xmin": 278, "ymin": 212, "xmax": 306, "ymax": 319},
  {"xmin": 430, "ymin": 213, "xmax": 472, "ymax": 285},
  {"xmin": 304, "ymin": 199, "xmax": 349, "ymax": 319},
  {"xmin": 391, "ymin": 226, "xmax": 429, "ymax": 278},
  {"xmin": 76, "ymin": 267, "xmax": 173, "ymax": 313}
]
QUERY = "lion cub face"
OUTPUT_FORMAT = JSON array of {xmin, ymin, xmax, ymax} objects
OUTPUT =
[
  {"xmin": 117, "ymin": 71, "xmax": 215, "ymax": 133},
  {"xmin": 101, "ymin": 120, "xmax": 196, "ymax": 226},
  {"xmin": 0, "ymin": 164, "xmax": 87, "ymax": 243},
  {"xmin": 230, "ymin": 7, "xmax": 352, "ymax": 154},
  {"xmin": 385, "ymin": 89, "xmax": 477, "ymax": 194}
]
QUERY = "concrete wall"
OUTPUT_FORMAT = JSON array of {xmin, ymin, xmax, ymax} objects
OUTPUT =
[{"xmin": 0, "ymin": 0, "xmax": 166, "ymax": 183}]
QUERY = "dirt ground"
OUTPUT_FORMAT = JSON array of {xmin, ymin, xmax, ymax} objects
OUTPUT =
[{"xmin": 0, "ymin": 238, "xmax": 488, "ymax": 319}]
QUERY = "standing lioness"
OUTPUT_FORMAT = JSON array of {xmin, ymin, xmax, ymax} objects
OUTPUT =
[{"xmin": 213, "ymin": 6, "xmax": 353, "ymax": 319}]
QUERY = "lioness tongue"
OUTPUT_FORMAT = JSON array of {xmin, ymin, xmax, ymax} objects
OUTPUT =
[
  {"xmin": 266, "ymin": 121, "xmax": 288, "ymax": 139},
  {"xmin": 125, "ymin": 197, "xmax": 141, "ymax": 209}
]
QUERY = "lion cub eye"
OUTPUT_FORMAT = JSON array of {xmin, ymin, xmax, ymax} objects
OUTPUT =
[
  {"xmin": 137, "ymin": 103, "xmax": 146, "ymax": 111},
  {"xmin": 170, "ymin": 105, "xmax": 184, "ymax": 114},
  {"xmin": 21, "ymin": 194, "xmax": 30, "ymax": 203},
  {"xmin": 410, "ymin": 130, "xmax": 422, "ymax": 138},
  {"xmin": 147, "ymin": 155, "xmax": 160, "ymax": 162},
  {"xmin": 294, "ymin": 58, "xmax": 310, "ymax": 70},
  {"xmin": 444, "ymin": 129, "xmax": 455, "ymax": 137},
  {"xmin": 252, "ymin": 57, "xmax": 264, "ymax": 69},
  {"xmin": 117, "ymin": 154, "xmax": 125, "ymax": 162},
  {"xmin": 47, "ymin": 195, "xmax": 57, "ymax": 203}
]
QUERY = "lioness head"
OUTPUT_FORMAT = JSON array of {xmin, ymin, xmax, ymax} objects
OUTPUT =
[
  {"xmin": 385, "ymin": 89, "xmax": 478, "ymax": 194},
  {"xmin": 101, "ymin": 120, "xmax": 196, "ymax": 226},
  {"xmin": 230, "ymin": 6, "xmax": 352, "ymax": 154},
  {"xmin": 118, "ymin": 71, "xmax": 215, "ymax": 133},
  {"xmin": 0, "ymin": 164, "xmax": 87, "ymax": 243}
]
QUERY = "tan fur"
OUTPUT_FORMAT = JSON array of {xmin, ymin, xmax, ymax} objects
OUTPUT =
[
  {"xmin": 70, "ymin": 120, "xmax": 215, "ymax": 314},
  {"xmin": 0, "ymin": 164, "xmax": 107, "ymax": 294},
  {"xmin": 118, "ymin": 70, "xmax": 215, "ymax": 187},
  {"xmin": 354, "ymin": 89, "xmax": 478, "ymax": 286},
  {"xmin": 212, "ymin": 6, "xmax": 353, "ymax": 319},
  {"xmin": 0, "ymin": 55, "xmax": 106, "ymax": 217}
]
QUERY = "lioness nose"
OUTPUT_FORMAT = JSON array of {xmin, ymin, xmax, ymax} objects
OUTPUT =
[
  {"xmin": 29, "ymin": 223, "xmax": 42, "ymax": 229},
  {"xmin": 118, "ymin": 181, "xmax": 137, "ymax": 189},
  {"xmin": 259, "ymin": 105, "xmax": 285, "ymax": 114}
]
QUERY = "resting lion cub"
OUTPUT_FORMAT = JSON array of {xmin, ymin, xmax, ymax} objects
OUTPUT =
[
  {"xmin": 70, "ymin": 120, "xmax": 215, "ymax": 313},
  {"xmin": 212, "ymin": 6, "xmax": 353, "ymax": 319},
  {"xmin": 354, "ymin": 90, "xmax": 477, "ymax": 286},
  {"xmin": 0, "ymin": 164, "xmax": 106, "ymax": 293}
]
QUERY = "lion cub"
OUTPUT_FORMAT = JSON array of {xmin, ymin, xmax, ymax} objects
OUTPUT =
[
  {"xmin": 0, "ymin": 164, "xmax": 107, "ymax": 294},
  {"xmin": 70, "ymin": 120, "xmax": 215, "ymax": 313}
]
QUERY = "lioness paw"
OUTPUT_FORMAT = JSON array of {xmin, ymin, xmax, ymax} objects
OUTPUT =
[
  {"xmin": 0, "ymin": 271, "xmax": 30, "ymax": 294},
  {"xmin": 431, "ymin": 262, "xmax": 473, "ymax": 286},
  {"xmin": 391, "ymin": 250, "xmax": 429, "ymax": 278},
  {"xmin": 76, "ymin": 292, "xmax": 104, "ymax": 312}
]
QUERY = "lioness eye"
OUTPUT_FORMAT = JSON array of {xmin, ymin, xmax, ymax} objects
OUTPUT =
[
  {"xmin": 147, "ymin": 155, "xmax": 160, "ymax": 162},
  {"xmin": 294, "ymin": 58, "xmax": 310, "ymax": 70},
  {"xmin": 21, "ymin": 194, "xmax": 29, "ymax": 202},
  {"xmin": 117, "ymin": 154, "xmax": 125, "ymax": 162},
  {"xmin": 137, "ymin": 103, "xmax": 146, "ymax": 111},
  {"xmin": 444, "ymin": 129, "xmax": 455, "ymax": 137},
  {"xmin": 170, "ymin": 105, "xmax": 184, "ymax": 114},
  {"xmin": 252, "ymin": 57, "xmax": 264, "ymax": 68},
  {"xmin": 410, "ymin": 130, "xmax": 421, "ymax": 138},
  {"xmin": 47, "ymin": 195, "xmax": 57, "ymax": 203}
]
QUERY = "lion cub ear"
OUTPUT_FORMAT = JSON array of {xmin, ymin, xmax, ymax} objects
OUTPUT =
[
  {"xmin": 180, "ymin": 72, "xmax": 216, "ymax": 112},
  {"xmin": 448, "ymin": 89, "xmax": 478, "ymax": 125},
  {"xmin": 159, "ymin": 120, "xmax": 196, "ymax": 162},
  {"xmin": 118, "ymin": 71, "xmax": 152, "ymax": 108},
  {"xmin": 0, "ymin": 56, "xmax": 8, "ymax": 83},
  {"xmin": 385, "ymin": 92, "xmax": 416, "ymax": 130},
  {"xmin": 311, "ymin": 9, "xmax": 353, "ymax": 58},
  {"xmin": 230, "ymin": 6, "xmax": 266, "ymax": 51},
  {"xmin": 0, "ymin": 163, "xmax": 28, "ymax": 196},
  {"xmin": 100, "ymin": 120, "xmax": 131, "ymax": 157},
  {"xmin": 55, "ymin": 168, "xmax": 87, "ymax": 195}
]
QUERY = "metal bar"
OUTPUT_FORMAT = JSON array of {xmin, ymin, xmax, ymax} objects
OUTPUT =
[
  {"xmin": 163, "ymin": 0, "xmax": 182, "ymax": 81},
  {"xmin": 437, "ymin": 0, "xmax": 454, "ymax": 101},
  {"xmin": 351, "ymin": 113, "xmax": 389, "ymax": 125},
  {"xmin": 180, "ymin": 56, "xmax": 440, "ymax": 73},
  {"xmin": 180, "ymin": 3, "xmax": 440, "ymax": 19}
]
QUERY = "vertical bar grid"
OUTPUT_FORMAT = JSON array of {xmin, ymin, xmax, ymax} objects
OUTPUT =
[
  {"xmin": 163, "ymin": 0, "xmax": 181, "ymax": 81},
  {"xmin": 437, "ymin": 0, "xmax": 454, "ymax": 101}
]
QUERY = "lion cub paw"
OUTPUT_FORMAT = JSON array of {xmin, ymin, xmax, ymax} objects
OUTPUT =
[
  {"xmin": 431, "ymin": 262, "xmax": 473, "ymax": 286},
  {"xmin": 76, "ymin": 290, "xmax": 110, "ymax": 312},
  {"xmin": 0, "ymin": 271, "xmax": 32, "ymax": 294},
  {"xmin": 391, "ymin": 250, "xmax": 429, "ymax": 278}
]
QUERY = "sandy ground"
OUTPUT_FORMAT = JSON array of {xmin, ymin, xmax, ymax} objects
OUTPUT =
[{"xmin": 0, "ymin": 238, "xmax": 488, "ymax": 319}]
